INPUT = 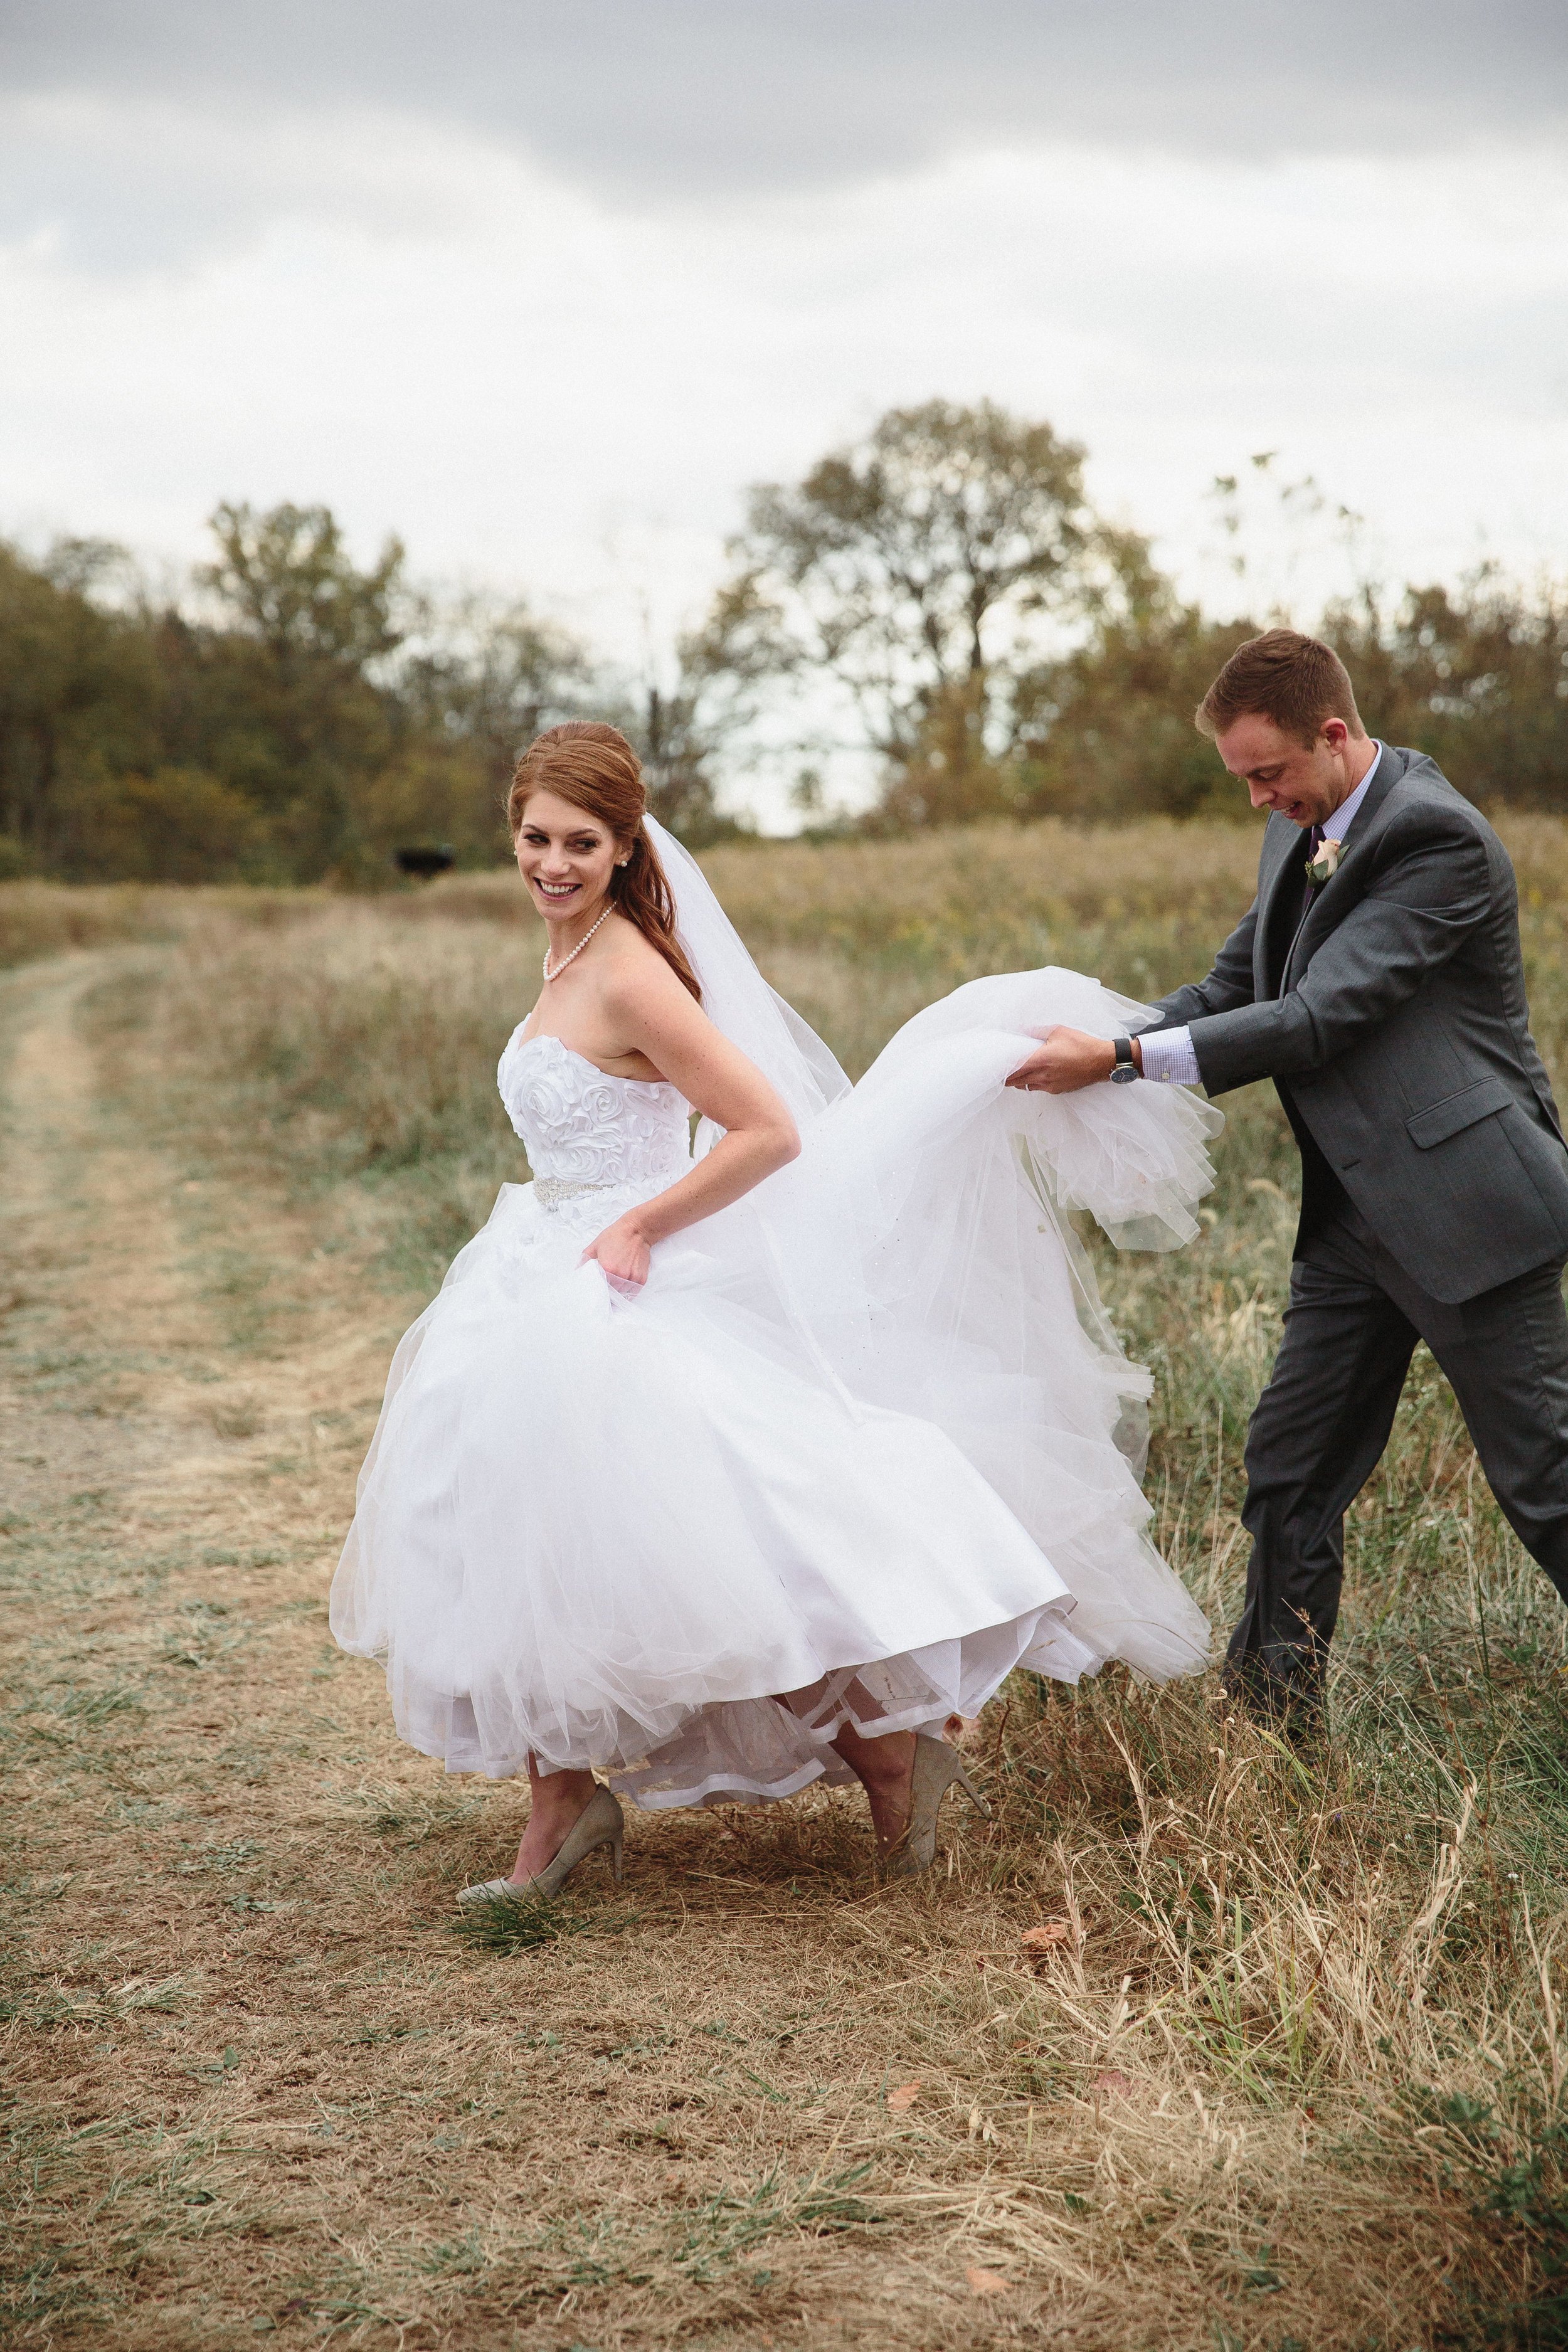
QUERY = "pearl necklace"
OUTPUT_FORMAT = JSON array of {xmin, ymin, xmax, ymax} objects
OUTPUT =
[{"xmin": 542, "ymin": 903, "xmax": 613, "ymax": 983}]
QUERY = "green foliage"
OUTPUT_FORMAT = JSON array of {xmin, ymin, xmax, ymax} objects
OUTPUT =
[
  {"xmin": 665, "ymin": 2162, "xmax": 883, "ymax": 2280},
  {"xmin": 0, "ymin": 507, "xmax": 594, "ymax": 886},
  {"xmin": 703, "ymin": 405, "xmax": 1568, "ymax": 830},
  {"xmin": 199, "ymin": 501, "xmax": 405, "ymax": 674},
  {"xmin": 862, "ymin": 555, "xmax": 1568, "ymax": 832},
  {"xmin": 1326, "ymin": 573, "xmax": 1568, "ymax": 813},
  {"xmin": 1007, "ymin": 574, "xmax": 1264, "ymax": 822},
  {"xmin": 449, "ymin": 1887, "xmax": 626, "ymax": 1956},
  {"xmin": 5, "ymin": 418, "xmax": 1568, "ymax": 878},
  {"xmin": 721, "ymin": 398, "xmax": 1116, "ymax": 812},
  {"xmin": 0, "ymin": 539, "xmax": 162, "ymax": 859},
  {"xmin": 63, "ymin": 765, "xmax": 268, "ymax": 884},
  {"xmin": 1408, "ymin": 2087, "xmax": 1568, "ymax": 2345}
]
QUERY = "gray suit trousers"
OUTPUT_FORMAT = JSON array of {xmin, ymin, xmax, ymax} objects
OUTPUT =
[{"xmin": 1229, "ymin": 1202, "xmax": 1568, "ymax": 1705}]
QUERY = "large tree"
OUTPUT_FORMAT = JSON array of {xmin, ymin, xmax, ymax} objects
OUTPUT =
[
  {"xmin": 713, "ymin": 400, "xmax": 1124, "ymax": 821},
  {"xmin": 199, "ymin": 502, "xmax": 406, "ymax": 677},
  {"xmin": 608, "ymin": 583, "xmax": 778, "ymax": 845},
  {"xmin": 1005, "ymin": 558, "xmax": 1260, "ymax": 823},
  {"xmin": 1323, "ymin": 571, "xmax": 1568, "ymax": 809},
  {"xmin": 405, "ymin": 593, "xmax": 589, "ymax": 777},
  {"xmin": 0, "ymin": 541, "xmax": 160, "ymax": 862},
  {"xmin": 398, "ymin": 589, "xmax": 593, "ymax": 856},
  {"xmin": 186, "ymin": 502, "xmax": 411, "ymax": 876}
]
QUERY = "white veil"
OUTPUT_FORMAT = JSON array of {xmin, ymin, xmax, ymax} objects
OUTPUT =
[{"xmin": 642, "ymin": 815, "xmax": 850, "ymax": 1142}]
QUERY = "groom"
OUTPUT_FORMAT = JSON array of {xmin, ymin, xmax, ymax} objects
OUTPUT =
[{"xmin": 1009, "ymin": 628, "xmax": 1568, "ymax": 1728}]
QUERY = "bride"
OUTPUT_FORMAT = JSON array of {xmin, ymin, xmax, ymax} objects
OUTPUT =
[{"xmin": 331, "ymin": 722, "xmax": 1216, "ymax": 1902}]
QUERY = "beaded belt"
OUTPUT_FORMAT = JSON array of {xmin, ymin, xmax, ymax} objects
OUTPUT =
[{"xmin": 533, "ymin": 1175, "xmax": 616, "ymax": 1213}]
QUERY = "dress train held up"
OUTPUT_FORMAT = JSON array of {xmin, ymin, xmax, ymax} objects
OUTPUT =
[{"xmin": 331, "ymin": 937, "xmax": 1219, "ymax": 1810}]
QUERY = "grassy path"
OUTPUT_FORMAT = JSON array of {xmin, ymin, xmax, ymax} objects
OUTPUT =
[
  {"xmin": 0, "ymin": 948, "xmax": 1096, "ymax": 2351},
  {"xmin": 0, "ymin": 943, "xmax": 1544, "ymax": 2350}
]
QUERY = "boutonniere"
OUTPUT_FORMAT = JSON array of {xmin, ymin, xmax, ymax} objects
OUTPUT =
[{"xmin": 1306, "ymin": 837, "xmax": 1343, "ymax": 887}]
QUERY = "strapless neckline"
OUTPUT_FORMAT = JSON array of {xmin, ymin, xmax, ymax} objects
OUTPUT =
[{"xmin": 508, "ymin": 1030, "xmax": 681, "ymax": 1094}]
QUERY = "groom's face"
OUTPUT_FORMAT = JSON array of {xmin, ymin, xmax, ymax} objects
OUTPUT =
[{"xmin": 1214, "ymin": 713, "xmax": 1357, "ymax": 828}]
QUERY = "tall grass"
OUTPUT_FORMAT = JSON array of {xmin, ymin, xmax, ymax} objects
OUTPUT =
[
  {"xmin": 50, "ymin": 814, "xmax": 1568, "ymax": 2341},
  {"xmin": 0, "ymin": 879, "xmax": 191, "ymax": 969},
  {"xmin": 129, "ymin": 822, "xmax": 1298, "ymax": 1281}
]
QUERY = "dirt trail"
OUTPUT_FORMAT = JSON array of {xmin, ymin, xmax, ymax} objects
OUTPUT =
[
  {"xmin": 1, "ymin": 950, "xmax": 395, "ymax": 1532},
  {"xmin": 0, "ymin": 950, "xmax": 1025, "ymax": 2352},
  {"xmin": 0, "ymin": 950, "xmax": 468, "ymax": 2347}
]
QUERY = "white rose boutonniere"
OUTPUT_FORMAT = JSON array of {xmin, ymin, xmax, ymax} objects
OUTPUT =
[{"xmin": 1306, "ymin": 837, "xmax": 1343, "ymax": 887}]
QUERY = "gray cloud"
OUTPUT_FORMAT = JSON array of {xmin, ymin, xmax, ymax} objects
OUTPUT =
[{"xmin": 2, "ymin": 0, "xmax": 1564, "ymax": 221}]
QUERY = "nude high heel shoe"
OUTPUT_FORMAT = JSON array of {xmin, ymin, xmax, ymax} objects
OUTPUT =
[
  {"xmin": 881, "ymin": 1735, "xmax": 990, "ymax": 1877},
  {"xmin": 457, "ymin": 1784, "xmax": 625, "ymax": 1908}
]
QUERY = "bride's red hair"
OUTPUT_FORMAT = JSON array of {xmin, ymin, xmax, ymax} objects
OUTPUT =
[{"xmin": 507, "ymin": 721, "xmax": 701, "ymax": 1002}]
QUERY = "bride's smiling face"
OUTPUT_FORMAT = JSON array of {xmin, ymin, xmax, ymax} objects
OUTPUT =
[{"xmin": 514, "ymin": 789, "xmax": 625, "ymax": 922}]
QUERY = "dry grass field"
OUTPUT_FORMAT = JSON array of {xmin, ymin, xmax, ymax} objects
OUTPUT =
[{"xmin": 7, "ymin": 817, "xmax": 1568, "ymax": 2350}]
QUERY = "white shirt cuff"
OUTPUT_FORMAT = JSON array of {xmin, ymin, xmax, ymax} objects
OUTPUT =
[{"xmin": 1136, "ymin": 1026, "xmax": 1202, "ymax": 1086}]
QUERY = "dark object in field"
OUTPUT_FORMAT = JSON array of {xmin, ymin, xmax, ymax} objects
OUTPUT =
[{"xmin": 394, "ymin": 844, "xmax": 455, "ymax": 880}]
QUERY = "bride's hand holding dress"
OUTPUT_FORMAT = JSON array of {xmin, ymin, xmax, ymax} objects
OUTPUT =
[{"xmin": 556, "ymin": 931, "xmax": 801, "ymax": 1293}]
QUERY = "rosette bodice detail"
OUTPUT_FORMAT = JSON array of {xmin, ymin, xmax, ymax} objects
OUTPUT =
[{"xmin": 497, "ymin": 1032, "xmax": 692, "ymax": 1213}]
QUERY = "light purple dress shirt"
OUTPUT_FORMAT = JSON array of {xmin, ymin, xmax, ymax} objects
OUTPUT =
[{"xmin": 1137, "ymin": 743, "xmax": 1384, "ymax": 1088}]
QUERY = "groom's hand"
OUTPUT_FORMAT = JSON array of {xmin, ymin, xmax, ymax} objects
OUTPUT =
[{"xmin": 1007, "ymin": 1026, "xmax": 1136, "ymax": 1093}]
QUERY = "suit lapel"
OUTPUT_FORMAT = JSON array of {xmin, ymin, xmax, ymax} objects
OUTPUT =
[
  {"xmin": 1280, "ymin": 743, "xmax": 1408, "ymax": 991},
  {"xmin": 1256, "ymin": 743, "xmax": 1409, "ymax": 998}
]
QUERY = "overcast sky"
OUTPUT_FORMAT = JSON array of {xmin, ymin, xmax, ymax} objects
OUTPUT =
[{"xmin": 1, "ymin": 1, "xmax": 1564, "ymax": 819}]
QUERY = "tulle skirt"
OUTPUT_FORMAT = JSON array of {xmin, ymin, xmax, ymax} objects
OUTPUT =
[{"xmin": 331, "ymin": 970, "xmax": 1217, "ymax": 1807}]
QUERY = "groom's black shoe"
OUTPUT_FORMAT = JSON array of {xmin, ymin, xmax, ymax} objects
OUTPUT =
[{"xmin": 1221, "ymin": 1657, "xmax": 1327, "ymax": 1751}]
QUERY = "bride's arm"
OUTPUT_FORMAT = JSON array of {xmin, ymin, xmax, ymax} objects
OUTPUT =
[{"xmin": 581, "ymin": 961, "xmax": 800, "ymax": 1289}]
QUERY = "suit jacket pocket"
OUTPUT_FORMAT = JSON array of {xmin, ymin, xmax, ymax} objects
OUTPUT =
[{"xmin": 1406, "ymin": 1075, "xmax": 1514, "ymax": 1149}]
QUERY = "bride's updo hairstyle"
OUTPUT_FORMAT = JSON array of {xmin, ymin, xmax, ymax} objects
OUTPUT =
[{"xmin": 508, "ymin": 721, "xmax": 701, "ymax": 1002}]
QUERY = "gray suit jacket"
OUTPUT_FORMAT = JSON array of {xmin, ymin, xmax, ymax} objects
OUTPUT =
[{"xmin": 1150, "ymin": 743, "xmax": 1568, "ymax": 1304}]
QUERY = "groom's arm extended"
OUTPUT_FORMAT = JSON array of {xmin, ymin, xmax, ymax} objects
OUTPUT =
[
  {"xmin": 1187, "ymin": 814, "xmax": 1490, "ymax": 1096},
  {"xmin": 1007, "ymin": 901, "xmax": 1259, "ymax": 1091}
]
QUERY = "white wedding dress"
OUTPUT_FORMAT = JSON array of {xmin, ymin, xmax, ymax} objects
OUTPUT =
[{"xmin": 331, "ymin": 825, "xmax": 1219, "ymax": 1809}]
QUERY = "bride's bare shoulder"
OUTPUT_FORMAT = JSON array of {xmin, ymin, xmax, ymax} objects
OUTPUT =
[
  {"xmin": 596, "ymin": 918, "xmax": 714, "ymax": 1060},
  {"xmin": 599, "ymin": 913, "xmax": 688, "ymax": 995}
]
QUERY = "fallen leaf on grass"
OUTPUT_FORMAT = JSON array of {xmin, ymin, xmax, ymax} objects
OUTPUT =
[
  {"xmin": 1090, "ymin": 2069, "xmax": 1134, "ymax": 2097},
  {"xmin": 1020, "ymin": 1921, "xmax": 1073, "ymax": 1963},
  {"xmin": 886, "ymin": 2080, "xmax": 921, "ymax": 2112},
  {"xmin": 967, "ymin": 2267, "xmax": 1009, "ymax": 2295}
]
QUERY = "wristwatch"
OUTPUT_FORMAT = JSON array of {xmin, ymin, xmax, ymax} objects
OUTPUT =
[{"xmin": 1110, "ymin": 1037, "xmax": 1140, "ymax": 1084}]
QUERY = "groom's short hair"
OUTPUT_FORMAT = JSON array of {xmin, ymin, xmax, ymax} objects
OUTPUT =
[{"xmin": 1197, "ymin": 629, "xmax": 1365, "ymax": 749}]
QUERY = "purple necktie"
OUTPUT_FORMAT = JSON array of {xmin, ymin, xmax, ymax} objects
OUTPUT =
[{"xmin": 1303, "ymin": 824, "xmax": 1325, "ymax": 908}]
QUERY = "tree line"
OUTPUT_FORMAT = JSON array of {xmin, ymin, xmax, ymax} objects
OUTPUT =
[{"xmin": 3, "ymin": 402, "xmax": 1564, "ymax": 882}]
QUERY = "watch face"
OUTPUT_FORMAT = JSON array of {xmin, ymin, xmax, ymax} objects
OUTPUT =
[{"xmin": 1110, "ymin": 1065, "xmax": 1138, "ymax": 1083}]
